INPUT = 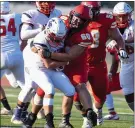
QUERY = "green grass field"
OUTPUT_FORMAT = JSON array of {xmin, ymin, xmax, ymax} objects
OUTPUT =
[{"xmin": 0, "ymin": 87, "xmax": 134, "ymax": 128}]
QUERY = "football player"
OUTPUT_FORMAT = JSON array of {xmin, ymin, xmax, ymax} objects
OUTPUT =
[
  {"xmin": 11, "ymin": 1, "xmax": 63, "ymax": 124},
  {"xmin": 37, "ymin": 4, "xmax": 97, "ymax": 128},
  {"xmin": 0, "ymin": 1, "xmax": 25, "ymax": 115},
  {"xmin": 74, "ymin": 1, "xmax": 128, "ymax": 127},
  {"xmin": 12, "ymin": 18, "xmax": 75, "ymax": 128},
  {"xmin": 106, "ymin": 2, "xmax": 134, "ymax": 113},
  {"xmin": 104, "ymin": 40, "xmax": 121, "ymax": 120}
]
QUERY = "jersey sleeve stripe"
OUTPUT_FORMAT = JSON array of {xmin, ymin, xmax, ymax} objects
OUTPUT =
[
  {"xmin": 78, "ymin": 42, "xmax": 92, "ymax": 47},
  {"xmin": 23, "ymin": 13, "xmax": 32, "ymax": 18}
]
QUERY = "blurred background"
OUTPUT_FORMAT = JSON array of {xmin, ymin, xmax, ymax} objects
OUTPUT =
[{"xmin": 10, "ymin": 1, "xmax": 134, "ymax": 14}]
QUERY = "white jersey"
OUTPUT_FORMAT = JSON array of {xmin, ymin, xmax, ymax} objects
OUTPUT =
[
  {"xmin": 1, "ymin": 13, "xmax": 21, "ymax": 52},
  {"xmin": 23, "ymin": 31, "xmax": 64, "ymax": 68},
  {"xmin": 21, "ymin": 9, "xmax": 62, "ymax": 44},
  {"xmin": 120, "ymin": 20, "xmax": 134, "ymax": 95},
  {"xmin": 122, "ymin": 19, "xmax": 134, "ymax": 62}
]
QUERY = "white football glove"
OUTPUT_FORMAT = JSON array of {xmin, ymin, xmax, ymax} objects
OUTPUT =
[
  {"xmin": 106, "ymin": 40, "xmax": 117, "ymax": 52},
  {"xmin": 118, "ymin": 49, "xmax": 129, "ymax": 63}
]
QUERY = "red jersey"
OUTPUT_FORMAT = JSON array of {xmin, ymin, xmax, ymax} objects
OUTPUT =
[
  {"xmin": 60, "ymin": 15, "xmax": 93, "ymax": 85},
  {"xmin": 60, "ymin": 15, "xmax": 93, "ymax": 68},
  {"xmin": 87, "ymin": 13, "xmax": 117, "ymax": 65}
]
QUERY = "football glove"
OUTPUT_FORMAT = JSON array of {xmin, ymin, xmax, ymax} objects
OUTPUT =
[
  {"xmin": 42, "ymin": 46, "xmax": 51, "ymax": 58},
  {"xmin": 118, "ymin": 49, "xmax": 129, "ymax": 63},
  {"xmin": 30, "ymin": 41, "xmax": 51, "ymax": 58},
  {"xmin": 106, "ymin": 40, "xmax": 117, "ymax": 53}
]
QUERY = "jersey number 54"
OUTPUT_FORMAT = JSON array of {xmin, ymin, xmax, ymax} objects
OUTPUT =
[{"xmin": 0, "ymin": 18, "xmax": 16, "ymax": 36}]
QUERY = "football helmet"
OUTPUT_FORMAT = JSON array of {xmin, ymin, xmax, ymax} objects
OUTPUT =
[
  {"xmin": 0, "ymin": 2, "xmax": 10, "ymax": 14},
  {"xmin": 113, "ymin": 2, "xmax": 133, "ymax": 28},
  {"xmin": 81, "ymin": 1, "xmax": 101, "ymax": 20},
  {"xmin": 69, "ymin": 4, "xmax": 93, "ymax": 28},
  {"xmin": 45, "ymin": 17, "xmax": 67, "ymax": 47},
  {"xmin": 36, "ymin": 1, "xmax": 56, "ymax": 15}
]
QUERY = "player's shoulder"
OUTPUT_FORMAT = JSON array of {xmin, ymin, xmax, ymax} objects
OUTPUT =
[
  {"xmin": 52, "ymin": 9, "xmax": 62, "ymax": 17},
  {"xmin": 99, "ymin": 13, "xmax": 114, "ymax": 21},
  {"xmin": 22, "ymin": 9, "xmax": 38, "ymax": 19}
]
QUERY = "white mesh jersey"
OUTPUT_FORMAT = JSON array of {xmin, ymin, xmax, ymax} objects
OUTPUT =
[
  {"xmin": 21, "ymin": 9, "xmax": 62, "ymax": 43},
  {"xmin": 1, "ymin": 13, "xmax": 21, "ymax": 52},
  {"xmin": 122, "ymin": 19, "xmax": 134, "ymax": 62},
  {"xmin": 22, "ymin": 9, "xmax": 62, "ymax": 27},
  {"xmin": 23, "ymin": 31, "xmax": 64, "ymax": 68}
]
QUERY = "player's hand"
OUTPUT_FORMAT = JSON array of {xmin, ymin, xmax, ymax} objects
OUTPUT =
[
  {"xmin": 108, "ymin": 72, "xmax": 113, "ymax": 82},
  {"xmin": 106, "ymin": 40, "xmax": 117, "ymax": 52},
  {"xmin": 118, "ymin": 49, "xmax": 129, "ymax": 63},
  {"xmin": 38, "ymin": 46, "xmax": 51, "ymax": 59}
]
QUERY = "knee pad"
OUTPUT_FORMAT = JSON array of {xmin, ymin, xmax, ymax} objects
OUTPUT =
[
  {"xmin": 43, "ymin": 98, "xmax": 54, "ymax": 106},
  {"xmin": 36, "ymin": 87, "xmax": 45, "ymax": 97},
  {"xmin": 34, "ymin": 93, "xmax": 43, "ymax": 106}
]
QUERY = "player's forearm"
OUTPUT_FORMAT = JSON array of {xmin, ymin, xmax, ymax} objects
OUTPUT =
[
  {"xmin": 51, "ymin": 45, "xmax": 85, "ymax": 61},
  {"xmin": 109, "ymin": 56, "xmax": 119, "ymax": 75},
  {"xmin": 51, "ymin": 52, "xmax": 73, "ymax": 62},
  {"xmin": 116, "ymin": 35, "xmax": 125, "ymax": 50},
  {"xmin": 42, "ymin": 59, "xmax": 68, "ymax": 69}
]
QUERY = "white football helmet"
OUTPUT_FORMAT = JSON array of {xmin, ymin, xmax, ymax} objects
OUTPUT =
[
  {"xmin": 113, "ymin": 2, "xmax": 133, "ymax": 28},
  {"xmin": 45, "ymin": 17, "xmax": 67, "ymax": 47},
  {"xmin": 0, "ymin": 2, "xmax": 10, "ymax": 14}
]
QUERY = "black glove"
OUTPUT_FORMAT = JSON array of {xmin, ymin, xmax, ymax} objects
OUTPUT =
[
  {"xmin": 42, "ymin": 46, "xmax": 52, "ymax": 58},
  {"xmin": 87, "ymin": 109, "xmax": 97, "ymax": 126}
]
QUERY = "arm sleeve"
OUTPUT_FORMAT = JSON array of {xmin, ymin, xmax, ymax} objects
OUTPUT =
[{"xmin": 20, "ymin": 24, "xmax": 42, "ymax": 40}]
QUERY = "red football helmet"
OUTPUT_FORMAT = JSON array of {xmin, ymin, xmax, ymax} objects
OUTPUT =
[
  {"xmin": 69, "ymin": 4, "xmax": 93, "ymax": 28},
  {"xmin": 36, "ymin": 1, "xmax": 56, "ymax": 15},
  {"xmin": 81, "ymin": 1, "xmax": 101, "ymax": 19}
]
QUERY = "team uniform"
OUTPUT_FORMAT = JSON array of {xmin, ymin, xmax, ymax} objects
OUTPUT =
[
  {"xmin": 1, "ymin": 13, "xmax": 24, "ymax": 89},
  {"xmin": 21, "ymin": 9, "xmax": 61, "ymax": 44},
  {"xmin": 120, "ymin": 19, "xmax": 134, "ymax": 95},
  {"xmin": 37, "ymin": 15, "xmax": 93, "ymax": 96},
  {"xmin": 19, "ymin": 28, "xmax": 75, "ymax": 104},
  {"xmin": 60, "ymin": 16, "xmax": 93, "ymax": 86},
  {"xmin": 21, "ymin": 8, "xmax": 62, "ymax": 100},
  {"xmin": 86, "ymin": 13, "xmax": 117, "ymax": 104},
  {"xmin": 11, "ymin": 6, "xmax": 63, "ymax": 124}
]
